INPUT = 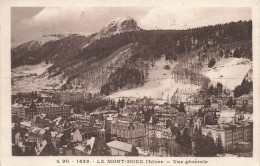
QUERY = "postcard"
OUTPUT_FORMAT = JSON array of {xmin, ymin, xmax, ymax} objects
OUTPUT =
[{"xmin": 1, "ymin": 0, "xmax": 259, "ymax": 166}]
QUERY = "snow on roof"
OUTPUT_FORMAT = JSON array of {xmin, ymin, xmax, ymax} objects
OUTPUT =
[
  {"xmin": 35, "ymin": 140, "xmax": 47, "ymax": 155},
  {"xmin": 39, "ymin": 113, "xmax": 47, "ymax": 119},
  {"xmin": 106, "ymin": 117, "xmax": 114, "ymax": 121},
  {"xmin": 51, "ymin": 131, "xmax": 59, "ymax": 138},
  {"xmin": 31, "ymin": 127, "xmax": 45, "ymax": 135},
  {"xmin": 237, "ymin": 141, "xmax": 250, "ymax": 145},
  {"xmin": 106, "ymin": 141, "xmax": 133, "ymax": 152},
  {"xmin": 53, "ymin": 117, "xmax": 62, "ymax": 126},
  {"xmin": 162, "ymin": 127, "xmax": 172, "ymax": 133},
  {"xmin": 136, "ymin": 147, "xmax": 149, "ymax": 156},
  {"xmin": 219, "ymin": 109, "xmax": 236, "ymax": 118},
  {"xmin": 87, "ymin": 137, "xmax": 95, "ymax": 150},
  {"xmin": 56, "ymin": 133, "xmax": 64, "ymax": 138},
  {"xmin": 218, "ymin": 109, "xmax": 237, "ymax": 124},
  {"xmin": 244, "ymin": 113, "xmax": 253, "ymax": 121},
  {"xmin": 12, "ymin": 103, "xmax": 20, "ymax": 108},
  {"xmin": 20, "ymin": 121, "xmax": 31, "ymax": 127},
  {"xmin": 74, "ymin": 144, "xmax": 86, "ymax": 152},
  {"xmin": 218, "ymin": 117, "xmax": 234, "ymax": 124},
  {"xmin": 40, "ymin": 93, "xmax": 49, "ymax": 98}
]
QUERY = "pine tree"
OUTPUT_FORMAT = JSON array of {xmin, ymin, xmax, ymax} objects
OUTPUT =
[
  {"xmin": 208, "ymin": 58, "xmax": 216, "ymax": 68},
  {"xmin": 192, "ymin": 128, "xmax": 202, "ymax": 156},
  {"xmin": 204, "ymin": 99, "xmax": 211, "ymax": 107},
  {"xmin": 215, "ymin": 134, "xmax": 224, "ymax": 154},
  {"xmin": 181, "ymin": 128, "xmax": 192, "ymax": 155},
  {"xmin": 208, "ymin": 85, "xmax": 214, "ymax": 95},
  {"xmin": 217, "ymin": 82, "xmax": 223, "ymax": 95},
  {"xmin": 227, "ymin": 97, "xmax": 233, "ymax": 108},
  {"xmin": 205, "ymin": 132, "xmax": 217, "ymax": 156},
  {"xmin": 178, "ymin": 102, "xmax": 185, "ymax": 113},
  {"xmin": 197, "ymin": 108, "xmax": 203, "ymax": 117},
  {"xmin": 120, "ymin": 98, "xmax": 125, "ymax": 108}
]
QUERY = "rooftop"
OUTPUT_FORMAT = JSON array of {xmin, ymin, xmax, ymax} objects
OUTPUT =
[{"xmin": 106, "ymin": 141, "xmax": 133, "ymax": 152}]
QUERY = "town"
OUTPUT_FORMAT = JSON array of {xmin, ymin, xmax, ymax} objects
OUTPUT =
[{"xmin": 11, "ymin": 83, "xmax": 253, "ymax": 156}]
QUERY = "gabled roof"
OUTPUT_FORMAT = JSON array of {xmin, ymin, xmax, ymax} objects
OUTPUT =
[
  {"xmin": 106, "ymin": 141, "xmax": 133, "ymax": 152},
  {"xmin": 56, "ymin": 133, "xmax": 64, "ymax": 138},
  {"xmin": 35, "ymin": 140, "xmax": 47, "ymax": 156},
  {"xmin": 51, "ymin": 131, "xmax": 59, "ymax": 138},
  {"xmin": 87, "ymin": 137, "xmax": 95, "ymax": 150},
  {"xmin": 31, "ymin": 127, "xmax": 45, "ymax": 135}
]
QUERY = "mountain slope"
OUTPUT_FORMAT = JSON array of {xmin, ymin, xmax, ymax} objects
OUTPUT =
[
  {"xmin": 11, "ymin": 19, "xmax": 252, "ymax": 97},
  {"xmin": 12, "ymin": 34, "xmax": 71, "ymax": 56},
  {"xmin": 108, "ymin": 55, "xmax": 201, "ymax": 103},
  {"xmin": 202, "ymin": 57, "xmax": 252, "ymax": 90},
  {"xmin": 11, "ymin": 34, "xmax": 92, "ymax": 68}
]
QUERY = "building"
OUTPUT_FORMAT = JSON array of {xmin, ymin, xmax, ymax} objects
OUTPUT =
[
  {"xmin": 37, "ymin": 103, "xmax": 71, "ymax": 118},
  {"xmin": 172, "ymin": 113, "xmax": 188, "ymax": 128},
  {"xmin": 236, "ymin": 93, "xmax": 253, "ymax": 111},
  {"xmin": 28, "ymin": 101, "xmax": 38, "ymax": 120},
  {"xmin": 111, "ymin": 120, "xmax": 145, "ymax": 147},
  {"xmin": 31, "ymin": 113, "xmax": 52, "ymax": 128},
  {"xmin": 218, "ymin": 109, "xmax": 240, "ymax": 124},
  {"xmin": 193, "ymin": 117, "xmax": 203, "ymax": 129},
  {"xmin": 74, "ymin": 137, "xmax": 95, "ymax": 156},
  {"xmin": 11, "ymin": 103, "xmax": 27, "ymax": 120},
  {"xmin": 69, "ymin": 114, "xmax": 94, "ymax": 129},
  {"xmin": 13, "ymin": 102, "xmax": 71, "ymax": 120},
  {"xmin": 28, "ymin": 127, "xmax": 46, "ymax": 144},
  {"xmin": 70, "ymin": 128, "xmax": 83, "ymax": 143},
  {"xmin": 14, "ymin": 132, "xmax": 22, "ymax": 145},
  {"xmin": 21, "ymin": 140, "xmax": 37, "ymax": 155},
  {"xmin": 202, "ymin": 123, "xmax": 253, "ymax": 152},
  {"xmin": 35, "ymin": 140, "xmax": 48, "ymax": 156},
  {"xmin": 20, "ymin": 121, "xmax": 31, "ymax": 129},
  {"xmin": 211, "ymin": 100, "xmax": 220, "ymax": 111},
  {"xmin": 60, "ymin": 92, "xmax": 85, "ymax": 103},
  {"xmin": 106, "ymin": 141, "xmax": 138, "ymax": 156},
  {"xmin": 155, "ymin": 106, "xmax": 178, "ymax": 121},
  {"xmin": 146, "ymin": 118, "xmax": 175, "ymax": 140}
]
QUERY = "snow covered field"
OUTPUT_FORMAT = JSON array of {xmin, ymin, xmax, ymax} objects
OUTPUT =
[
  {"xmin": 12, "ymin": 62, "xmax": 66, "ymax": 93},
  {"xmin": 202, "ymin": 58, "xmax": 252, "ymax": 90},
  {"xmin": 12, "ymin": 62, "xmax": 53, "ymax": 77},
  {"xmin": 109, "ymin": 56, "xmax": 201, "ymax": 103}
]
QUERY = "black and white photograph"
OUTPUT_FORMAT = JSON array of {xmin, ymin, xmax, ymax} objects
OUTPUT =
[{"xmin": 9, "ymin": 6, "xmax": 254, "ymax": 157}]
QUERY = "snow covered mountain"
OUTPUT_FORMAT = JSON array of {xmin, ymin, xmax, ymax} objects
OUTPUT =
[
  {"xmin": 94, "ymin": 17, "xmax": 141, "ymax": 40},
  {"xmin": 13, "ymin": 34, "xmax": 71, "ymax": 51}
]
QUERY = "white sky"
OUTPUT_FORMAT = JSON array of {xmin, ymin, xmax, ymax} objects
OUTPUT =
[{"xmin": 11, "ymin": 7, "xmax": 251, "ymax": 46}]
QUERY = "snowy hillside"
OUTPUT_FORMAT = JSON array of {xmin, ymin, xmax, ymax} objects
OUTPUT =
[
  {"xmin": 202, "ymin": 57, "xmax": 252, "ymax": 90},
  {"xmin": 108, "ymin": 55, "xmax": 201, "ymax": 103},
  {"xmin": 12, "ymin": 62, "xmax": 66, "ymax": 93},
  {"xmin": 12, "ymin": 62, "xmax": 53, "ymax": 77}
]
